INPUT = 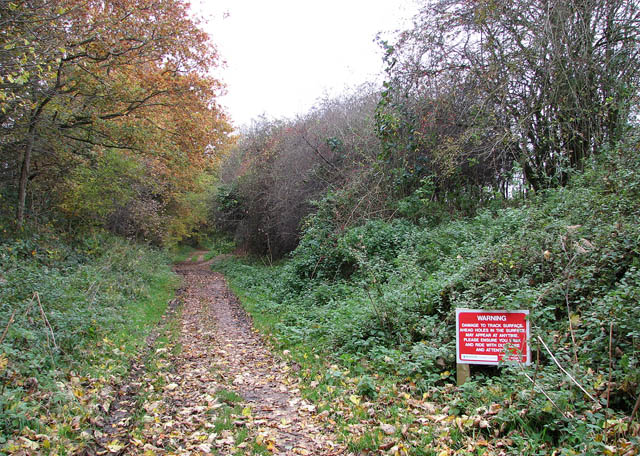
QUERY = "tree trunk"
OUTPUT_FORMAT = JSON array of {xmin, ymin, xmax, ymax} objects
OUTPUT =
[
  {"xmin": 17, "ymin": 122, "xmax": 36, "ymax": 228},
  {"xmin": 16, "ymin": 97, "xmax": 52, "ymax": 228}
]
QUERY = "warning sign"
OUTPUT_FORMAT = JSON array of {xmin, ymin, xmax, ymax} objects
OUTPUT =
[{"xmin": 456, "ymin": 309, "xmax": 530, "ymax": 365}]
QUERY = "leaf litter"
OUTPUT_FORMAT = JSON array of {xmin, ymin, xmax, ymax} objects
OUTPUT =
[{"xmin": 108, "ymin": 257, "xmax": 345, "ymax": 455}]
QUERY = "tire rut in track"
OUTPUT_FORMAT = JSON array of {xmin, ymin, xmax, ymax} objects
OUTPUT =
[{"xmin": 124, "ymin": 258, "xmax": 344, "ymax": 455}]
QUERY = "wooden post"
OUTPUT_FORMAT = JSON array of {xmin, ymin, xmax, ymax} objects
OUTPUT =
[{"xmin": 457, "ymin": 362, "xmax": 470, "ymax": 386}]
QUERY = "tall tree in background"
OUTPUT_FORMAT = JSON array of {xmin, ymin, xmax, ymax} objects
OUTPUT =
[
  {"xmin": 214, "ymin": 89, "xmax": 382, "ymax": 256},
  {"xmin": 380, "ymin": 0, "xmax": 640, "ymax": 192},
  {"xmin": 0, "ymin": 0, "xmax": 231, "ymax": 237}
]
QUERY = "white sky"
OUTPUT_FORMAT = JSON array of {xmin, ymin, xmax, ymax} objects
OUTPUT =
[{"xmin": 193, "ymin": 0, "xmax": 420, "ymax": 129}]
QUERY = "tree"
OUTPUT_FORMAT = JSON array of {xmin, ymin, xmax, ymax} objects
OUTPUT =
[
  {"xmin": 1, "ymin": 0, "xmax": 232, "ymax": 232},
  {"xmin": 381, "ymin": 0, "xmax": 640, "ymax": 191},
  {"xmin": 213, "ymin": 87, "xmax": 383, "ymax": 256}
]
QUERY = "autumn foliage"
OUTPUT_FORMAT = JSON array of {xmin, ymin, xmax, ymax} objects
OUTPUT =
[
  {"xmin": 213, "ymin": 88, "xmax": 386, "ymax": 257},
  {"xmin": 1, "ymin": 0, "xmax": 232, "ymax": 243}
]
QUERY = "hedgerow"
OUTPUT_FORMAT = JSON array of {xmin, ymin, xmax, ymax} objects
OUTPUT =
[{"xmin": 217, "ymin": 142, "xmax": 640, "ymax": 453}]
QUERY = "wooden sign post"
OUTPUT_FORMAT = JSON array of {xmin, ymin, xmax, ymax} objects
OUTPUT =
[{"xmin": 455, "ymin": 309, "xmax": 530, "ymax": 385}]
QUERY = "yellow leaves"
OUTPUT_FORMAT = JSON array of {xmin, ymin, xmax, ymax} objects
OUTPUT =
[
  {"xmin": 349, "ymin": 394, "xmax": 361, "ymax": 405},
  {"xmin": 241, "ymin": 406, "xmax": 252, "ymax": 418},
  {"xmin": 18, "ymin": 437, "xmax": 40, "ymax": 451},
  {"xmin": 570, "ymin": 312, "xmax": 582, "ymax": 327},
  {"xmin": 155, "ymin": 359, "xmax": 169, "ymax": 370},
  {"xmin": 105, "ymin": 439, "xmax": 125, "ymax": 452},
  {"xmin": 455, "ymin": 416, "xmax": 474, "ymax": 432},
  {"xmin": 0, "ymin": 353, "xmax": 8, "ymax": 373},
  {"xmin": 604, "ymin": 418, "xmax": 628, "ymax": 435},
  {"xmin": 15, "ymin": 0, "xmax": 230, "ymax": 242},
  {"xmin": 130, "ymin": 437, "xmax": 145, "ymax": 447},
  {"xmin": 390, "ymin": 442, "xmax": 409, "ymax": 456},
  {"xmin": 255, "ymin": 431, "xmax": 276, "ymax": 451}
]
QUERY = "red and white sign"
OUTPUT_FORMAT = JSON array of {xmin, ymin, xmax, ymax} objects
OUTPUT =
[{"xmin": 456, "ymin": 309, "xmax": 530, "ymax": 365}]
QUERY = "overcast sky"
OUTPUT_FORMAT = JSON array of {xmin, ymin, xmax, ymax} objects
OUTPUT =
[{"xmin": 193, "ymin": 0, "xmax": 420, "ymax": 128}]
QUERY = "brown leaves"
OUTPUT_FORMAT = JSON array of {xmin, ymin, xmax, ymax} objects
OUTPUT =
[
  {"xmin": 105, "ymin": 263, "xmax": 344, "ymax": 455},
  {"xmin": 4, "ymin": 0, "xmax": 233, "ymax": 242}
]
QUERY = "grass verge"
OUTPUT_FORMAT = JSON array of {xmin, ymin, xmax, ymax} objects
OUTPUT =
[{"xmin": 0, "ymin": 230, "xmax": 179, "ymax": 454}]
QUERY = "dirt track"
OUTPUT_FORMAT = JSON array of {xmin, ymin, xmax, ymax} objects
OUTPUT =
[{"xmin": 137, "ymin": 255, "xmax": 343, "ymax": 455}]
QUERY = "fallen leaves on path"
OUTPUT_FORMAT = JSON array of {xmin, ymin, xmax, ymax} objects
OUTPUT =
[{"xmin": 125, "ymin": 259, "xmax": 344, "ymax": 455}]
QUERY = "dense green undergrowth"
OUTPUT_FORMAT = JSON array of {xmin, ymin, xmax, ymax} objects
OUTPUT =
[
  {"xmin": 216, "ymin": 146, "xmax": 640, "ymax": 454},
  {"xmin": 0, "ymin": 229, "xmax": 179, "ymax": 453}
]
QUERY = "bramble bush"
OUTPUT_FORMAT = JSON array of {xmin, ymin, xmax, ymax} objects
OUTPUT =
[{"xmin": 217, "ymin": 140, "xmax": 640, "ymax": 452}]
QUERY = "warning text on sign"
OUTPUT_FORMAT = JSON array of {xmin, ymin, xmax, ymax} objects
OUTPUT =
[{"xmin": 456, "ymin": 309, "xmax": 530, "ymax": 365}]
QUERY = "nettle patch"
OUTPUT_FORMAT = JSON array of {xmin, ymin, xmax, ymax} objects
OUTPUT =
[{"xmin": 216, "ymin": 149, "xmax": 640, "ymax": 455}]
